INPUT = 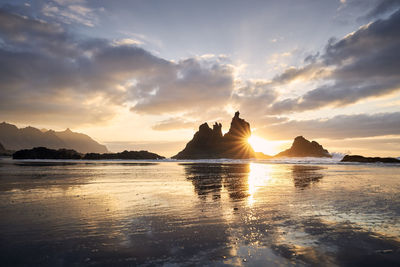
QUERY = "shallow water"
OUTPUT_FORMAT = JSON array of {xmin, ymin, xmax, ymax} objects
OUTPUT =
[{"xmin": 0, "ymin": 159, "xmax": 399, "ymax": 266}]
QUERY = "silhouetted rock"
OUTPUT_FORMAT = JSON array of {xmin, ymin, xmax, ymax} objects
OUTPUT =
[
  {"xmin": 341, "ymin": 155, "xmax": 400, "ymax": 163},
  {"xmin": 12, "ymin": 147, "xmax": 164, "ymax": 160},
  {"xmin": 0, "ymin": 122, "xmax": 108, "ymax": 153},
  {"xmin": 292, "ymin": 165, "xmax": 324, "ymax": 189},
  {"xmin": 274, "ymin": 136, "xmax": 331, "ymax": 158},
  {"xmin": 13, "ymin": 147, "xmax": 82, "ymax": 159},
  {"xmin": 83, "ymin": 150, "xmax": 165, "ymax": 160},
  {"xmin": 172, "ymin": 112, "xmax": 255, "ymax": 159},
  {"xmin": 182, "ymin": 163, "xmax": 250, "ymax": 201}
]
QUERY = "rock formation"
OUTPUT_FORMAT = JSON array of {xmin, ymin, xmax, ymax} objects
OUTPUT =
[
  {"xmin": 84, "ymin": 150, "xmax": 165, "ymax": 160},
  {"xmin": 172, "ymin": 112, "xmax": 255, "ymax": 159},
  {"xmin": 13, "ymin": 147, "xmax": 165, "ymax": 160},
  {"xmin": 0, "ymin": 122, "xmax": 108, "ymax": 153},
  {"xmin": 341, "ymin": 155, "xmax": 400, "ymax": 163},
  {"xmin": 13, "ymin": 147, "xmax": 83, "ymax": 160},
  {"xmin": 274, "ymin": 136, "xmax": 331, "ymax": 158}
]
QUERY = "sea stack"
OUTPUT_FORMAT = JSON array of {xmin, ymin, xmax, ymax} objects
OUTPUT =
[
  {"xmin": 172, "ymin": 111, "xmax": 255, "ymax": 159},
  {"xmin": 274, "ymin": 136, "xmax": 331, "ymax": 158}
]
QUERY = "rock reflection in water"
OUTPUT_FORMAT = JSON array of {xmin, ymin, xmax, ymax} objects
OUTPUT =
[
  {"xmin": 182, "ymin": 163, "xmax": 250, "ymax": 201},
  {"xmin": 183, "ymin": 163, "xmax": 325, "ymax": 203},
  {"xmin": 291, "ymin": 165, "xmax": 324, "ymax": 189}
]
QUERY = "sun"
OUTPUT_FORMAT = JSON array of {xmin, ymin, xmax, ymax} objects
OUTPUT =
[{"xmin": 248, "ymin": 135, "xmax": 278, "ymax": 156}]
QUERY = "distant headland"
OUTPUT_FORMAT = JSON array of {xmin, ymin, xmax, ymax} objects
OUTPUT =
[{"xmin": 0, "ymin": 122, "xmax": 107, "ymax": 154}]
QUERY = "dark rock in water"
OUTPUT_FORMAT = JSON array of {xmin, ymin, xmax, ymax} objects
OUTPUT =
[
  {"xmin": 274, "ymin": 136, "xmax": 331, "ymax": 158},
  {"xmin": 13, "ymin": 147, "xmax": 165, "ymax": 160},
  {"xmin": 172, "ymin": 111, "xmax": 255, "ymax": 159},
  {"xmin": 13, "ymin": 147, "xmax": 82, "ymax": 159},
  {"xmin": 341, "ymin": 155, "xmax": 400, "ymax": 163},
  {"xmin": 83, "ymin": 150, "xmax": 165, "ymax": 160}
]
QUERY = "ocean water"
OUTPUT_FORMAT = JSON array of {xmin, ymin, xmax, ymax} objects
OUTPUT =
[{"xmin": 0, "ymin": 158, "xmax": 399, "ymax": 266}]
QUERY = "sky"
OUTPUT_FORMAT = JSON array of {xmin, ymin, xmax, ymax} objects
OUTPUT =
[{"xmin": 0, "ymin": 0, "xmax": 400, "ymax": 157}]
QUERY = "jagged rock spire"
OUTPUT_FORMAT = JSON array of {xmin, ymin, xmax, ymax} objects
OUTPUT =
[{"xmin": 172, "ymin": 112, "xmax": 255, "ymax": 159}]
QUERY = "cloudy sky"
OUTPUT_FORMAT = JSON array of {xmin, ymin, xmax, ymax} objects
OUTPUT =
[{"xmin": 1, "ymin": 0, "xmax": 400, "ymax": 156}]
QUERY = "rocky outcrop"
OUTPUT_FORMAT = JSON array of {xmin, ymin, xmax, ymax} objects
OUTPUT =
[
  {"xmin": 84, "ymin": 150, "xmax": 165, "ymax": 160},
  {"xmin": 13, "ymin": 147, "xmax": 165, "ymax": 160},
  {"xmin": 341, "ymin": 155, "xmax": 400, "ymax": 163},
  {"xmin": 13, "ymin": 147, "xmax": 83, "ymax": 159},
  {"xmin": 274, "ymin": 136, "xmax": 331, "ymax": 158},
  {"xmin": 172, "ymin": 112, "xmax": 255, "ymax": 159},
  {"xmin": 0, "ymin": 122, "xmax": 108, "ymax": 153}
]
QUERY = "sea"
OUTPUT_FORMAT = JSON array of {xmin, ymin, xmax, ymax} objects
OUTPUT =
[{"xmin": 0, "ymin": 157, "xmax": 399, "ymax": 266}]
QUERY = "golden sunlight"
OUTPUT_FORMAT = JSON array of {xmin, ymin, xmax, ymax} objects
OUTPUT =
[
  {"xmin": 247, "ymin": 163, "xmax": 273, "ymax": 206},
  {"xmin": 248, "ymin": 135, "xmax": 280, "ymax": 156}
]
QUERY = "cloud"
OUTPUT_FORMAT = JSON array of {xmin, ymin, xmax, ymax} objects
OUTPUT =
[
  {"xmin": 360, "ymin": 0, "xmax": 400, "ymax": 20},
  {"xmin": 258, "ymin": 112, "xmax": 400, "ymax": 140},
  {"xmin": 113, "ymin": 38, "xmax": 144, "ymax": 46},
  {"xmin": 270, "ymin": 8, "xmax": 400, "ymax": 114},
  {"xmin": 231, "ymin": 80, "xmax": 278, "ymax": 117},
  {"xmin": 0, "ymin": 7, "xmax": 235, "ymax": 126},
  {"xmin": 131, "ymin": 58, "xmax": 234, "ymax": 115},
  {"xmin": 152, "ymin": 118, "xmax": 196, "ymax": 131},
  {"xmin": 41, "ymin": 0, "xmax": 100, "ymax": 27},
  {"xmin": 1, "ymin": 2, "xmax": 400, "ymax": 140},
  {"xmin": 0, "ymin": 8, "xmax": 78, "ymax": 57}
]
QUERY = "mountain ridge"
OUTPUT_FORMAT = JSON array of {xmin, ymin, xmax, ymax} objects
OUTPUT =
[{"xmin": 0, "ymin": 122, "xmax": 108, "ymax": 153}]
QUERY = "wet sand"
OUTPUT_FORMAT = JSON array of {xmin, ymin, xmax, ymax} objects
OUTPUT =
[{"xmin": 0, "ymin": 159, "xmax": 399, "ymax": 266}]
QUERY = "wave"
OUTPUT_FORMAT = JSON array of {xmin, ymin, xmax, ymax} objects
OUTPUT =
[{"xmin": 165, "ymin": 154, "xmax": 345, "ymax": 165}]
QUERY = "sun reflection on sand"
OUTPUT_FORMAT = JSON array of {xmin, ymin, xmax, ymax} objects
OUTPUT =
[{"xmin": 247, "ymin": 163, "xmax": 274, "ymax": 206}]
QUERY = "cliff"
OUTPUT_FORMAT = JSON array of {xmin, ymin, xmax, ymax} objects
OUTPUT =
[
  {"xmin": 172, "ymin": 112, "xmax": 255, "ymax": 159},
  {"xmin": 274, "ymin": 136, "xmax": 331, "ymax": 158},
  {"xmin": 0, "ymin": 122, "xmax": 108, "ymax": 153}
]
